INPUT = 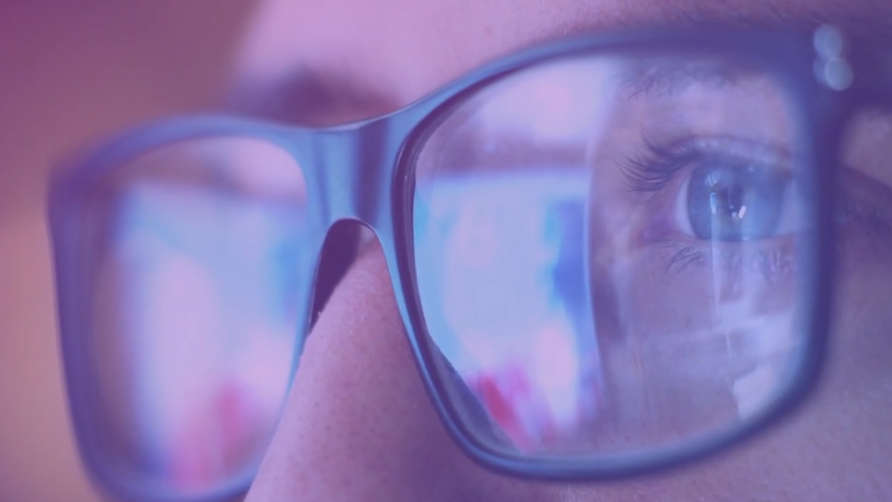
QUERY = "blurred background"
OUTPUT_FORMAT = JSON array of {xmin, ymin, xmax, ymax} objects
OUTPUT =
[{"xmin": 0, "ymin": 3, "xmax": 254, "ymax": 500}]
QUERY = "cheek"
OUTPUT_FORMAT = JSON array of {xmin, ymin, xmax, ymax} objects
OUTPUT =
[
  {"xmin": 581, "ymin": 259, "xmax": 892, "ymax": 502},
  {"xmin": 826, "ymin": 244, "xmax": 892, "ymax": 404},
  {"xmin": 750, "ymin": 238, "xmax": 892, "ymax": 496}
]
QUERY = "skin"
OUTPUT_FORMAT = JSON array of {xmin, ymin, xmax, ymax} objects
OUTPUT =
[{"xmin": 221, "ymin": 0, "xmax": 892, "ymax": 500}]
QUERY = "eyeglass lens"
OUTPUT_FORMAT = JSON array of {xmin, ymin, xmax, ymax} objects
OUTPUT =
[
  {"xmin": 83, "ymin": 138, "xmax": 309, "ymax": 497},
  {"xmin": 412, "ymin": 52, "xmax": 814, "ymax": 459}
]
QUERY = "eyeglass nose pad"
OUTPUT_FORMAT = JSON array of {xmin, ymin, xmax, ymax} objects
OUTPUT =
[{"xmin": 307, "ymin": 220, "xmax": 369, "ymax": 329}]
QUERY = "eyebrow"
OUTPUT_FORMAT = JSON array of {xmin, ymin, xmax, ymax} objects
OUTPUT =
[
  {"xmin": 561, "ymin": 1, "xmax": 892, "ymax": 37},
  {"xmin": 226, "ymin": 66, "xmax": 398, "ymax": 126},
  {"xmin": 618, "ymin": 60, "xmax": 745, "ymax": 101},
  {"xmin": 227, "ymin": 2, "xmax": 892, "ymax": 126}
]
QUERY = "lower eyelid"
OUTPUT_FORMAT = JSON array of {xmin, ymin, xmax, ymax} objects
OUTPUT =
[{"xmin": 660, "ymin": 239, "xmax": 797, "ymax": 283}]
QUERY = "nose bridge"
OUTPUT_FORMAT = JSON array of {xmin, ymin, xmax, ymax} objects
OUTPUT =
[{"xmin": 307, "ymin": 119, "xmax": 407, "ymax": 230}]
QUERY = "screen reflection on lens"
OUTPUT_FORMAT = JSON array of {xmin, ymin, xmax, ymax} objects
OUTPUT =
[
  {"xmin": 413, "ymin": 52, "xmax": 811, "ymax": 459},
  {"xmin": 85, "ymin": 138, "xmax": 308, "ymax": 497}
]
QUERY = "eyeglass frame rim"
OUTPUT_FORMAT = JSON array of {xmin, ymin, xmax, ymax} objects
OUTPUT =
[{"xmin": 47, "ymin": 26, "xmax": 860, "ymax": 502}]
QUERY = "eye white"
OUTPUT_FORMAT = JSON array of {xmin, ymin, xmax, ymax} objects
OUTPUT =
[
  {"xmin": 674, "ymin": 174, "xmax": 695, "ymax": 237},
  {"xmin": 773, "ymin": 181, "xmax": 802, "ymax": 236}
]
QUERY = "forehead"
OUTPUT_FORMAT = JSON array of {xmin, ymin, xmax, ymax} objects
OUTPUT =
[{"xmin": 231, "ymin": 0, "xmax": 887, "ymax": 123}]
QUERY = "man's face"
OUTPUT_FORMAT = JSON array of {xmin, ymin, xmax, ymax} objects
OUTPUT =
[{"xmin": 228, "ymin": 0, "xmax": 892, "ymax": 500}]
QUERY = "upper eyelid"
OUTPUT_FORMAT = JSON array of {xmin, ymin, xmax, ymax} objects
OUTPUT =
[
  {"xmin": 618, "ymin": 136, "xmax": 794, "ymax": 196},
  {"xmin": 616, "ymin": 138, "xmax": 692, "ymax": 195}
]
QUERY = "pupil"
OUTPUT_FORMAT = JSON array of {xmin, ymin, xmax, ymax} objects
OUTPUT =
[
  {"xmin": 688, "ymin": 163, "xmax": 786, "ymax": 242},
  {"xmin": 711, "ymin": 184, "xmax": 745, "ymax": 217}
]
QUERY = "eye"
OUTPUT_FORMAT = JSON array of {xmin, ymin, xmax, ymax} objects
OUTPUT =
[{"xmin": 683, "ymin": 161, "xmax": 793, "ymax": 241}]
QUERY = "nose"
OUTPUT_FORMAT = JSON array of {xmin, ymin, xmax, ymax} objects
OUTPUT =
[{"xmin": 243, "ymin": 238, "xmax": 556, "ymax": 501}]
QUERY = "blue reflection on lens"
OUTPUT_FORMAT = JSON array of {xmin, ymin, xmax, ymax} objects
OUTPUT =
[
  {"xmin": 414, "ymin": 172, "xmax": 603, "ymax": 446},
  {"xmin": 114, "ymin": 184, "xmax": 303, "ymax": 480}
]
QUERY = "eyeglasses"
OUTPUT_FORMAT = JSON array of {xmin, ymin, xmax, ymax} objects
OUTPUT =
[{"xmin": 49, "ymin": 25, "xmax": 891, "ymax": 502}]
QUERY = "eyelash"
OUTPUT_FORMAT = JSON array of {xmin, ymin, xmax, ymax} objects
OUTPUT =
[
  {"xmin": 618, "ymin": 135, "xmax": 782, "ymax": 197},
  {"xmin": 617, "ymin": 137, "xmax": 695, "ymax": 196}
]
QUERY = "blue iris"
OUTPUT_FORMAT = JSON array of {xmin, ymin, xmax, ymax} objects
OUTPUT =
[{"xmin": 687, "ymin": 163, "xmax": 788, "ymax": 242}]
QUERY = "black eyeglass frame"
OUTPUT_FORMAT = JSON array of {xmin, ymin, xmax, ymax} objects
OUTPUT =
[{"xmin": 48, "ymin": 26, "xmax": 890, "ymax": 502}]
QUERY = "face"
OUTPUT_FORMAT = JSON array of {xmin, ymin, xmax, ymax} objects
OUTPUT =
[{"xmin": 221, "ymin": 1, "xmax": 892, "ymax": 500}]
